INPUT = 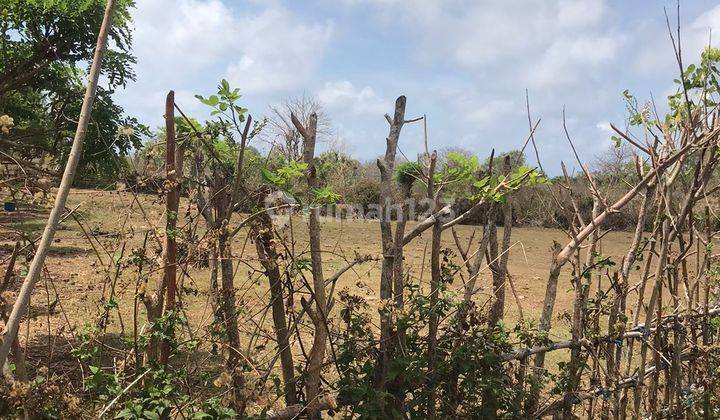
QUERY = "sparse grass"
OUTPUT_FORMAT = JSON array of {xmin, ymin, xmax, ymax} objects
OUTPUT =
[{"xmin": 0, "ymin": 188, "xmax": 697, "ymax": 378}]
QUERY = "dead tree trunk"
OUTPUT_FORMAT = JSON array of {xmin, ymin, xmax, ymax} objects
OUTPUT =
[
  {"xmin": 291, "ymin": 112, "xmax": 327, "ymax": 418},
  {"xmin": 564, "ymin": 197, "xmax": 598, "ymax": 417},
  {"xmin": 141, "ymin": 91, "xmax": 184, "ymax": 366},
  {"xmin": 634, "ymin": 219, "xmax": 670, "ymax": 415},
  {"xmin": 373, "ymin": 96, "xmax": 408, "ymax": 411},
  {"xmin": 253, "ymin": 212, "xmax": 297, "ymax": 406},
  {"xmin": 160, "ymin": 91, "xmax": 179, "ymax": 365},
  {"xmin": 426, "ymin": 165, "xmax": 442, "ymax": 418},
  {"xmin": 217, "ymin": 227, "xmax": 245, "ymax": 410},
  {"xmin": 488, "ymin": 156, "xmax": 513, "ymax": 327}
]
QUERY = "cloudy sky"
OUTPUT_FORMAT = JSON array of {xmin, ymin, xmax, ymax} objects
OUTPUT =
[{"xmin": 114, "ymin": 0, "xmax": 720, "ymax": 174}]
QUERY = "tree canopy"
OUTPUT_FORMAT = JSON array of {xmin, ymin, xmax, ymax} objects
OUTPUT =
[{"xmin": 0, "ymin": 0, "xmax": 147, "ymax": 183}]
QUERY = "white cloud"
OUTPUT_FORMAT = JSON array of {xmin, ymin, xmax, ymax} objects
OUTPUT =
[
  {"xmin": 526, "ymin": 34, "xmax": 622, "ymax": 88},
  {"xmin": 633, "ymin": 4, "xmax": 719, "ymax": 76},
  {"xmin": 131, "ymin": 0, "xmax": 236, "ymax": 82},
  {"xmin": 339, "ymin": 0, "xmax": 621, "ymax": 89},
  {"xmin": 116, "ymin": 0, "xmax": 720, "ymax": 171},
  {"xmin": 687, "ymin": 5, "xmax": 720, "ymax": 53},
  {"xmin": 224, "ymin": 7, "xmax": 334, "ymax": 94},
  {"xmin": 131, "ymin": 0, "xmax": 333, "ymax": 93},
  {"xmin": 117, "ymin": 0, "xmax": 334, "ymax": 128},
  {"xmin": 465, "ymin": 99, "xmax": 517, "ymax": 127},
  {"xmin": 317, "ymin": 81, "xmax": 386, "ymax": 115},
  {"xmin": 557, "ymin": 0, "xmax": 606, "ymax": 27},
  {"xmin": 596, "ymin": 120, "xmax": 612, "ymax": 133}
]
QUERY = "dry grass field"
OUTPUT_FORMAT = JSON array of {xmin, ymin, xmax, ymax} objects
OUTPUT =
[
  {"xmin": 1, "ymin": 183, "xmax": 715, "ymax": 418},
  {"xmin": 1, "ymin": 188, "xmax": 676, "ymax": 351}
]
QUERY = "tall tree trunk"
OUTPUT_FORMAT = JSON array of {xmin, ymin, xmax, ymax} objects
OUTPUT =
[
  {"xmin": 142, "ymin": 92, "xmax": 184, "ymax": 366},
  {"xmin": 218, "ymin": 229, "xmax": 245, "ymax": 412},
  {"xmin": 372, "ymin": 96, "xmax": 408, "ymax": 415},
  {"xmin": 488, "ymin": 156, "xmax": 513, "ymax": 327},
  {"xmin": 253, "ymin": 213, "xmax": 297, "ymax": 406},
  {"xmin": 388, "ymin": 186, "xmax": 412, "ymax": 414},
  {"xmin": 160, "ymin": 91, "xmax": 179, "ymax": 365},
  {"xmin": 426, "ymin": 218, "xmax": 442, "ymax": 418},
  {"xmin": 291, "ymin": 112, "xmax": 327, "ymax": 418}
]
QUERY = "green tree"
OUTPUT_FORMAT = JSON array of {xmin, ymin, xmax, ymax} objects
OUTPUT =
[{"xmin": 0, "ymin": 0, "xmax": 146, "ymax": 184}]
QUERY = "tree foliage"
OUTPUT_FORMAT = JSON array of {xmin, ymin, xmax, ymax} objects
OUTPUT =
[{"xmin": 0, "ymin": 0, "xmax": 147, "ymax": 184}]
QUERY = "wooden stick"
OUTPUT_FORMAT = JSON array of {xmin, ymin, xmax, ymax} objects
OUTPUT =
[
  {"xmin": 500, "ymin": 305, "xmax": 720, "ymax": 361},
  {"xmin": 160, "ymin": 91, "xmax": 179, "ymax": 365},
  {"xmin": 0, "ymin": 0, "xmax": 117, "ymax": 368}
]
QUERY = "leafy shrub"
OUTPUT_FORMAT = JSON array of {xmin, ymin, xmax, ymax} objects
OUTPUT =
[
  {"xmin": 335, "ymin": 256, "xmax": 545, "ymax": 418},
  {"xmin": 348, "ymin": 178, "xmax": 381, "ymax": 210}
]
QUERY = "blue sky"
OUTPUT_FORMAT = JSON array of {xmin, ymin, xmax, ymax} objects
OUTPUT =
[{"xmin": 115, "ymin": 0, "xmax": 720, "ymax": 174}]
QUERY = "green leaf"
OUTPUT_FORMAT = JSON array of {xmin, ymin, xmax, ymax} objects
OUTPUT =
[
  {"xmin": 143, "ymin": 410, "xmax": 160, "ymax": 420},
  {"xmin": 312, "ymin": 186, "xmax": 341, "ymax": 205},
  {"xmin": 276, "ymin": 161, "xmax": 308, "ymax": 180},
  {"xmin": 473, "ymin": 176, "xmax": 489, "ymax": 190},
  {"xmin": 261, "ymin": 168, "xmax": 284, "ymax": 187}
]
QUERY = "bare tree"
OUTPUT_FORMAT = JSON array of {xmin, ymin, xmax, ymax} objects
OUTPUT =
[
  {"xmin": 265, "ymin": 96, "xmax": 332, "ymax": 161},
  {"xmin": 291, "ymin": 112, "xmax": 327, "ymax": 418}
]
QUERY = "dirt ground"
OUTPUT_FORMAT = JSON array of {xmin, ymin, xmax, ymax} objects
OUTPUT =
[{"xmin": 0, "ymin": 188, "xmax": 693, "ymax": 374}]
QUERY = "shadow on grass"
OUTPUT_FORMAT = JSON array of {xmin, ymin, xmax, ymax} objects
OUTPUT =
[
  {"xmin": 18, "ymin": 331, "xmax": 225, "ymax": 390},
  {"xmin": 0, "ymin": 207, "xmax": 51, "ymax": 233}
]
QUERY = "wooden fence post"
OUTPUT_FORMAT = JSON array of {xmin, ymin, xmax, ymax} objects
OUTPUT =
[{"xmin": 160, "ymin": 90, "xmax": 179, "ymax": 365}]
